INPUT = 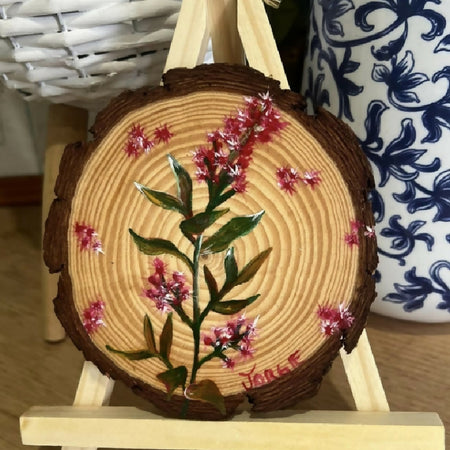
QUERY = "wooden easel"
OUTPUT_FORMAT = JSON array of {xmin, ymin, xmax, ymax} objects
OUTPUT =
[{"xmin": 23, "ymin": 1, "xmax": 445, "ymax": 448}]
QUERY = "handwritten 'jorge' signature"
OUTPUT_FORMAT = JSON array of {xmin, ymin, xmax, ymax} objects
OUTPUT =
[{"xmin": 238, "ymin": 350, "xmax": 301, "ymax": 391}]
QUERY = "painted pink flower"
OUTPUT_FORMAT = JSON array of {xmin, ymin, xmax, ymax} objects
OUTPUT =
[
  {"xmin": 350, "ymin": 220, "xmax": 364, "ymax": 233},
  {"xmin": 192, "ymin": 145, "xmax": 223, "ymax": 184},
  {"xmin": 337, "ymin": 303, "xmax": 355, "ymax": 330},
  {"xmin": 364, "ymin": 225, "xmax": 376, "ymax": 238},
  {"xmin": 203, "ymin": 314, "xmax": 259, "ymax": 368},
  {"xmin": 320, "ymin": 319, "xmax": 341, "ymax": 336},
  {"xmin": 301, "ymin": 170, "xmax": 321, "ymax": 190},
  {"xmin": 227, "ymin": 164, "xmax": 247, "ymax": 193},
  {"xmin": 345, "ymin": 219, "xmax": 361, "ymax": 248},
  {"xmin": 124, "ymin": 124, "xmax": 154, "ymax": 158},
  {"xmin": 222, "ymin": 357, "xmax": 235, "ymax": 370},
  {"xmin": 82, "ymin": 299, "xmax": 106, "ymax": 335},
  {"xmin": 213, "ymin": 324, "xmax": 235, "ymax": 348},
  {"xmin": 193, "ymin": 92, "xmax": 288, "ymax": 193},
  {"xmin": 276, "ymin": 167, "xmax": 300, "ymax": 195},
  {"xmin": 74, "ymin": 222, "xmax": 103, "ymax": 254},
  {"xmin": 143, "ymin": 258, "xmax": 190, "ymax": 313},
  {"xmin": 124, "ymin": 141, "xmax": 141, "ymax": 158},
  {"xmin": 154, "ymin": 124, "xmax": 174, "ymax": 144},
  {"xmin": 345, "ymin": 220, "xmax": 376, "ymax": 247},
  {"xmin": 276, "ymin": 168, "xmax": 322, "ymax": 194},
  {"xmin": 244, "ymin": 314, "xmax": 258, "ymax": 338},
  {"xmin": 153, "ymin": 257, "xmax": 166, "ymax": 275},
  {"xmin": 317, "ymin": 304, "xmax": 354, "ymax": 336},
  {"xmin": 344, "ymin": 231, "xmax": 360, "ymax": 248},
  {"xmin": 239, "ymin": 340, "xmax": 255, "ymax": 359},
  {"xmin": 203, "ymin": 334, "xmax": 215, "ymax": 346}
]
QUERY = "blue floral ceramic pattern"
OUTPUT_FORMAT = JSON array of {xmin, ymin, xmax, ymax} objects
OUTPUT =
[{"xmin": 303, "ymin": 0, "xmax": 450, "ymax": 322}]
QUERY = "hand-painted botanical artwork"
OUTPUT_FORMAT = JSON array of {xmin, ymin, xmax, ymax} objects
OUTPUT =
[
  {"xmin": 44, "ymin": 64, "xmax": 377, "ymax": 419},
  {"xmin": 107, "ymin": 92, "xmax": 285, "ymax": 415}
]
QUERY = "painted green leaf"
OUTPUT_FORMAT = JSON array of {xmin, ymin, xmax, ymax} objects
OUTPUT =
[
  {"xmin": 134, "ymin": 182, "xmax": 186, "ymax": 215},
  {"xmin": 185, "ymin": 379, "xmax": 226, "ymax": 415},
  {"xmin": 201, "ymin": 211, "xmax": 265, "ymax": 254},
  {"xmin": 235, "ymin": 248, "xmax": 272, "ymax": 287},
  {"xmin": 143, "ymin": 315, "xmax": 157, "ymax": 354},
  {"xmin": 157, "ymin": 366, "xmax": 188, "ymax": 399},
  {"xmin": 129, "ymin": 229, "xmax": 193, "ymax": 272},
  {"xmin": 204, "ymin": 265, "xmax": 218, "ymax": 300},
  {"xmin": 159, "ymin": 313, "xmax": 173, "ymax": 360},
  {"xmin": 168, "ymin": 155, "xmax": 193, "ymax": 217},
  {"xmin": 180, "ymin": 209, "xmax": 229, "ymax": 235},
  {"xmin": 105, "ymin": 345, "xmax": 156, "ymax": 360},
  {"xmin": 212, "ymin": 295, "xmax": 260, "ymax": 315},
  {"xmin": 224, "ymin": 247, "xmax": 238, "ymax": 287}
]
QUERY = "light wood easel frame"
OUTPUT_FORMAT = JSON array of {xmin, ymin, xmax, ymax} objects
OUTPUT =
[{"xmin": 26, "ymin": 0, "xmax": 444, "ymax": 448}]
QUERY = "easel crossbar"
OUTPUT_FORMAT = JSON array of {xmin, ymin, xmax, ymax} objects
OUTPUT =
[{"xmin": 21, "ymin": 406, "xmax": 444, "ymax": 450}]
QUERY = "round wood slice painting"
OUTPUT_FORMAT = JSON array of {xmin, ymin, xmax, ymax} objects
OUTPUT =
[{"xmin": 45, "ymin": 64, "xmax": 377, "ymax": 420}]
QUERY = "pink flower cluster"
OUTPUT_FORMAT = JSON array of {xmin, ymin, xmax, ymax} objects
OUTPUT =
[
  {"xmin": 143, "ymin": 258, "xmax": 190, "ymax": 313},
  {"xmin": 344, "ymin": 220, "xmax": 376, "ymax": 248},
  {"xmin": 124, "ymin": 123, "xmax": 173, "ymax": 158},
  {"xmin": 74, "ymin": 222, "xmax": 103, "ymax": 254},
  {"xmin": 276, "ymin": 167, "xmax": 321, "ymax": 195},
  {"xmin": 193, "ymin": 92, "xmax": 288, "ymax": 193},
  {"xmin": 317, "ymin": 304, "xmax": 354, "ymax": 336},
  {"xmin": 203, "ymin": 314, "xmax": 259, "ymax": 370},
  {"xmin": 82, "ymin": 299, "xmax": 106, "ymax": 335}
]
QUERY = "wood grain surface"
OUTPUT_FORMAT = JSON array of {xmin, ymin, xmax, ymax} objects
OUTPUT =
[
  {"xmin": 44, "ymin": 64, "xmax": 376, "ymax": 419},
  {"xmin": 0, "ymin": 205, "xmax": 448, "ymax": 448}
]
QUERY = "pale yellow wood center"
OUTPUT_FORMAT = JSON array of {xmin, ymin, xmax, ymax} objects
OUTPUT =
[{"xmin": 69, "ymin": 91, "xmax": 358, "ymax": 396}]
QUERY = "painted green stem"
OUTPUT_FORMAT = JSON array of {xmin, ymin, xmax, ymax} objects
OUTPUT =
[
  {"xmin": 199, "ymin": 293, "xmax": 220, "ymax": 324},
  {"xmin": 204, "ymin": 120, "xmax": 261, "ymax": 213},
  {"xmin": 173, "ymin": 304, "xmax": 193, "ymax": 329},
  {"xmin": 198, "ymin": 348, "xmax": 222, "ymax": 369},
  {"xmin": 190, "ymin": 235, "xmax": 203, "ymax": 385},
  {"xmin": 199, "ymin": 281, "xmax": 235, "ymax": 324},
  {"xmin": 206, "ymin": 187, "xmax": 235, "ymax": 213}
]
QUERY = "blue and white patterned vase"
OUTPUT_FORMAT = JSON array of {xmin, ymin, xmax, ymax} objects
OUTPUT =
[{"xmin": 302, "ymin": 1, "xmax": 450, "ymax": 322}]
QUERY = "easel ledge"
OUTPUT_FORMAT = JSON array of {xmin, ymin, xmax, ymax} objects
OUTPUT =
[{"xmin": 21, "ymin": 406, "xmax": 444, "ymax": 450}]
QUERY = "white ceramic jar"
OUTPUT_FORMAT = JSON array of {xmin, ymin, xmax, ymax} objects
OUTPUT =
[{"xmin": 302, "ymin": 1, "xmax": 450, "ymax": 322}]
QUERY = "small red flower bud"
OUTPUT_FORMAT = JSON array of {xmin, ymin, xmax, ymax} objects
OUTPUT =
[{"xmin": 154, "ymin": 124, "xmax": 174, "ymax": 144}]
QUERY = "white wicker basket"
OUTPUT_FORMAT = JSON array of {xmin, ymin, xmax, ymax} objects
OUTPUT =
[{"xmin": 0, "ymin": 0, "xmax": 182, "ymax": 109}]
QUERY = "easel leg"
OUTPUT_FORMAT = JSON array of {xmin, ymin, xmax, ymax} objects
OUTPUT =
[
  {"xmin": 42, "ymin": 104, "xmax": 88, "ymax": 342},
  {"xmin": 62, "ymin": 361, "xmax": 115, "ymax": 450},
  {"xmin": 207, "ymin": 0, "xmax": 245, "ymax": 64},
  {"xmin": 340, "ymin": 329, "xmax": 390, "ymax": 411},
  {"xmin": 237, "ymin": 0, "xmax": 289, "ymax": 89},
  {"xmin": 163, "ymin": 0, "xmax": 210, "ymax": 72}
]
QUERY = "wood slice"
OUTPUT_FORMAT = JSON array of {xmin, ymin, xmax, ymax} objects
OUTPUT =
[{"xmin": 44, "ymin": 64, "xmax": 377, "ymax": 420}]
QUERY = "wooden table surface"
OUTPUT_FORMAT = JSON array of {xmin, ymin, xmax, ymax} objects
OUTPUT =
[{"xmin": 1, "ymin": 206, "xmax": 449, "ymax": 449}]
